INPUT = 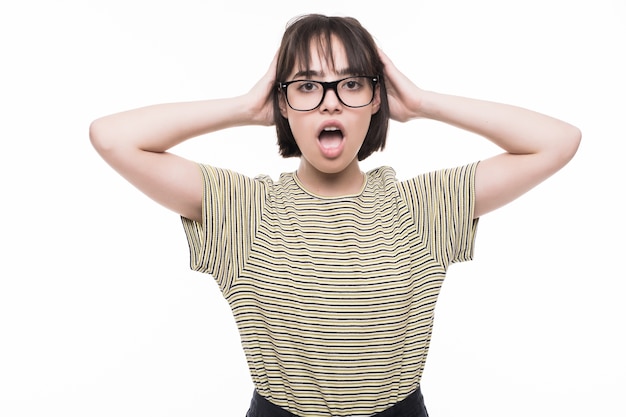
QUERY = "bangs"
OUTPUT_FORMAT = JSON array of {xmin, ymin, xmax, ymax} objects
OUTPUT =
[{"xmin": 277, "ymin": 15, "xmax": 380, "ymax": 81}]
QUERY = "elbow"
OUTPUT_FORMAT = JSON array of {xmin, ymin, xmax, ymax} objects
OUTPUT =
[
  {"xmin": 545, "ymin": 123, "xmax": 581, "ymax": 170},
  {"xmin": 89, "ymin": 118, "xmax": 105, "ymax": 152},
  {"xmin": 89, "ymin": 117, "xmax": 116, "ymax": 155},
  {"xmin": 559, "ymin": 124, "xmax": 582, "ymax": 165}
]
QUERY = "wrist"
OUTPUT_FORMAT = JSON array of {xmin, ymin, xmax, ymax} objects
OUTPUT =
[{"xmin": 411, "ymin": 89, "xmax": 437, "ymax": 120}]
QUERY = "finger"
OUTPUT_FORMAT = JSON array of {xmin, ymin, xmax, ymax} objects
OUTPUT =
[{"xmin": 377, "ymin": 47, "xmax": 394, "ymax": 68}]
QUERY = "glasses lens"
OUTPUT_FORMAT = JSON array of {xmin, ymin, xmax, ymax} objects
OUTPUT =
[
  {"xmin": 286, "ymin": 81, "xmax": 323, "ymax": 111},
  {"xmin": 286, "ymin": 77, "xmax": 374, "ymax": 111},
  {"xmin": 336, "ymin": 77, "xmax": 374, "ymax": 107}
]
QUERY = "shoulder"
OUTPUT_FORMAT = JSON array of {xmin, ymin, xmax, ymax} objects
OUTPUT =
[
  {"xmin": 365, "ymin": 163, "xmax": 477, "ymax": 189},
  {"xmin": 366, "ymin": 166, "xmax": 399, "ymax": 188},
  {"xmin": 193, "ymin": 165, "xmax": 278, "ymax": 209},
  {"xmin": 400, "ymin": 162, "xmax": 479, "ymax": 190},
  {"xmin": 197, "ymin": 164, "xmax": 275, "ymax": 189}
]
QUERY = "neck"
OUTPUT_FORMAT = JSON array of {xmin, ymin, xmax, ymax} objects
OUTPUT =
[{"xmin": 296, "ymin": 159, "xmax": 365, "ymax": 197}]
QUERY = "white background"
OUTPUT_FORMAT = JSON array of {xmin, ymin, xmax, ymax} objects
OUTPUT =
[{"xmin": 1, "ymin": 0, "xmax": 624, "ymax": 416}]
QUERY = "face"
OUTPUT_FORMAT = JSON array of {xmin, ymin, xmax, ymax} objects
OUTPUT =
[{"xmin": 279, "ymin": 36, "xmax": 381, "ymax": 178}]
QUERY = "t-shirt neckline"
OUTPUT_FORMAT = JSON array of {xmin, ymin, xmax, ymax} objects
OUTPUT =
[{"xmin": 290, "ymin": 171, "xmax": 368, "ymax": 200}]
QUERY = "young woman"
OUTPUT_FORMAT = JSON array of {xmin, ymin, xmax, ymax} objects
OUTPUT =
[{"xmin": 90, "ymin": 14, "xmax": 581, "ymax": 417}]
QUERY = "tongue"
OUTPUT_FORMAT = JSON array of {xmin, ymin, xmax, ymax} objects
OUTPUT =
[{"xmin": 319, "ymin": 131, "xmax": 343, "ymax": 149}]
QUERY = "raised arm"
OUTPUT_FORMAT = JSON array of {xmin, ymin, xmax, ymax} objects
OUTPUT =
[
  {"xmin": 89, "ymin": 55, "xmax": 277, "ymax": 222},
  {"xmin": 379, "ymin": 49, "xmax": 581, "ymax": 218}
]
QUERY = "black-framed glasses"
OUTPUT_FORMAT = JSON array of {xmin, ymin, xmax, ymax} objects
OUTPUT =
[{"xmin": 279, "ymin": 76, "xmax": 378, "ymax": 111}]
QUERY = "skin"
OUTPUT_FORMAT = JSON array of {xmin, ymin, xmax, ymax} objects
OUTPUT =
[
  {"xmin": 277, "ymin": 37, "xmax": 381, "ymax": 197},
  {"xmin": 89, "ymin": 38, "xmax": 581, "ymax": 224}
]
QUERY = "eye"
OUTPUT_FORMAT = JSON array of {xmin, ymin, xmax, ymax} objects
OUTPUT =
[
  {"xmin": 341, "ymin": 78, "xmax": 363, "ymax": 91},
  {"xmin": 296, "ymin": 81, "xmax": 320, "ymax": 93}
]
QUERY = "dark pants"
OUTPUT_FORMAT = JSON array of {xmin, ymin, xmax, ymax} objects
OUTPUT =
[{"xmin": 246, "ymin": 387, "xmax": 429, "ymax": 417}]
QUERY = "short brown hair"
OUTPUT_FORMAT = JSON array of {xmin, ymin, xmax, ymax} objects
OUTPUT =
[{"xmin": 273, "ymin": 14, "xmax": 389, "ymax": 161}]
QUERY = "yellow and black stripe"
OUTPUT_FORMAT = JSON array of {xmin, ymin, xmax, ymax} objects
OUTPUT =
[{"xmin": 182, "ymin": 163, "xmax": 478, "ymax": 416}]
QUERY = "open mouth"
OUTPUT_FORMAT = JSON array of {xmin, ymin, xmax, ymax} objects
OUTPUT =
[{"xmin": 318, "ymin": 126, "xmax": 344, "ymax": 150}]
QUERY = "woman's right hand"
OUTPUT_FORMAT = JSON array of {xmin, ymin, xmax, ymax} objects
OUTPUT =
[{"xmin": 245, "ymin": 51, "xmax": 279, "ymax": 126}]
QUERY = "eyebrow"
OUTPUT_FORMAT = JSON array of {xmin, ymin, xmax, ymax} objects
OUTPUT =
[{"xmin": 292, "ymin": 68, "xmax": 358, "ymax": 79}]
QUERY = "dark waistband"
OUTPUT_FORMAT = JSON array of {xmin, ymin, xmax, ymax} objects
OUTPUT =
[{"xmin": 246, "ymin": 387, "xmax": 428, "ymax": 417}]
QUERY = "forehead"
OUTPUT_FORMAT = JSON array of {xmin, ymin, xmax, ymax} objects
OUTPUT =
[{"xmin": 288, "ymin": 35, "xmax": 350, "ymax": 78}]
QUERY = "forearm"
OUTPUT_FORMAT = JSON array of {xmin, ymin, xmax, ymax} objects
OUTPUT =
[
  {"xmin": 89, "ymin": 95, "xmax": 257, "ymax": 154},
  {"xmin": 416, "ymin": 90, "xmax": 581, "ymax": 217},
  {"xmin": 417, "ymin": 90, "xmax": 580, "ymax": 157}
]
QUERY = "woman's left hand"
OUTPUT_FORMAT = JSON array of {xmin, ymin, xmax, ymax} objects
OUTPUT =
[{"xmin": 378, "ymin": 48, "xmax": 426, "ymax": 123}]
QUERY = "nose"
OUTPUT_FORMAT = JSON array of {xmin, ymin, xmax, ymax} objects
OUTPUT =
[{"xmin": 319, "ymin": 86, "xmax": 342, "ymax": 113}]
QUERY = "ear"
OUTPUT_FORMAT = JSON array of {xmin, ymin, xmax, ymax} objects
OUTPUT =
[
  {"xmin": 371, "ymin": 85, "xmax": 381, "ymax": 115},
  {"xmin": 279, "ymin": 95, "xmax": 289, "ymax": 118}
]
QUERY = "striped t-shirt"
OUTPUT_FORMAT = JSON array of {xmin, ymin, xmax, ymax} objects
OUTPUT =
[{"xmin": 181, "ymin": 163, "xmax": 479, "ymax": 416}]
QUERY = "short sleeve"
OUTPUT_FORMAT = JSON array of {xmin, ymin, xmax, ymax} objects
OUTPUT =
[
  {"xmin": 399, "ymin": 162, "xmax": 479, "ymax": 268},
  {"xmin": 180, "ymin": 164, "xmax": 266, "ymax": 294}
]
